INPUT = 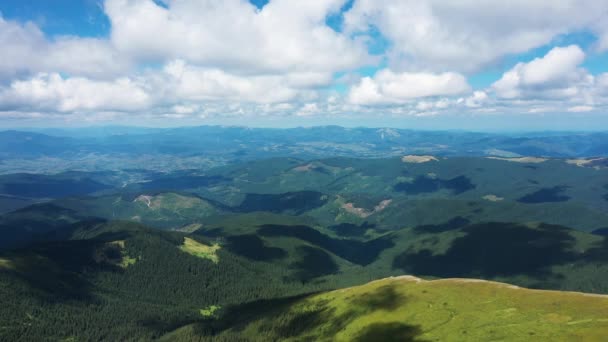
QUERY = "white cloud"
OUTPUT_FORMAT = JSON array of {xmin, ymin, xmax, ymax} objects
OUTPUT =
[
  {"xmin": 464, "ymin": 91, "xmax": 489, "ymax": 108},
  {"xmin": 157, "ymin": 60, "xmax": 321, "ymax": 104},
  {"xmin": 171, "ymin": 104, "xmax": 200, "ymax": 115},
  {"xmin": 0, "ymin": 59, "xmax": 326, "ymax": 116},
  {"xmin": 492, "ymin": 46, "xmax": 592, "ymax": 100},
  {"xmin": 517, "ymin": 45, "xmax": 586, "ymax": 86},
  {"xmin": 594, "ymin": 20, "xmax": 608, "ymax": 51},
  {"xmin": 0, "ymin": 73, "xmax": 150, "ymax": 112},
  {"xmin": 0, "ymin": 16, "xmax": 129, "ymax": 78},
  {"xmin": 348, "ymin": 69, "xmax": 470, "ymax": 105},
  {"xmin": 0, "ymin": 0, "xmax": 369, "ymax": 80},
  {"xmin": 567, "ymin": 105, "xmax": 594, "ymax": 112},
  {"xmin": 104, "ymin": 0, "xmax": 371, "ymax": 74},
  {"xmin": 296, "ymin": 103, "xmax": 320, "ymax": 116},
  {"xmin": 344, "ymin": 0, "xmax": 608, "ymax": 72},
  {"xmin": 598, "ymin": 73, "xmax": 608, "ymax": 92},
  {"xmin": 1, "ymin": 0, "xmax": 607, "ymax": 122}
]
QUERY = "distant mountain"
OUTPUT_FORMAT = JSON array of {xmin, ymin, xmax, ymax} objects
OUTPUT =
[
  {"xmin": 2, "ymin": 127, "xmax": 608, "ymax": 175},
  {"xmin": 0, "ymin": 130, "xmax": 75, "ymax": 158}
]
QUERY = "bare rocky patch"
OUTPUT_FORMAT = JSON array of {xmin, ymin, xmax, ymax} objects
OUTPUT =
[
  {"xmin": 341, "ymin": 199, "xmax": 392, "ymax": 218},
  {"xmin": 293, "ymin": 163, "xmax": 314, "ymax": 172},
  {"xmin": 483, "ymin": 194, "xmax": 504, "ymax": 202},
  {"xmin": 401, "ymin": 155, "xmax": 438, "ymax": 163},
  {"xmin": 487, "ymin": 157, "xmax": 547, "ymax": 163},
  {"xmin": 566, "ymin": 158, "xmax": 608, "ymax": 169},
  {"xmin": 174, "ymin": 223, "xmax": 203, "ymax": 233}
]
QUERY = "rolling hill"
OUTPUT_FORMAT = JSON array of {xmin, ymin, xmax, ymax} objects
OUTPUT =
[
  {"xmin": 163, "ymin": 276, "xmax": 608, "ymax": 341},
  {"xmin": 3, "ymin": 216, "xmax": 606, "ymax": 341},
  {"xmin": 1, "ymin": 154, "xmax": 608, "ymax": 340},
  {"xmin": 3, "ymin": 127, "xmax": 608, "ymax": 176}
]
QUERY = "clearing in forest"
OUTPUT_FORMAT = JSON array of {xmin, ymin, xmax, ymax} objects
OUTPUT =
[{"xmin": 179, "ymin": 237, "xmax": 221, "ymax": 263}]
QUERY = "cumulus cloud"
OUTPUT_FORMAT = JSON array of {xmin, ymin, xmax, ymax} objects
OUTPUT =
[
  {"xmin": 594, "ymin": 20, "xmax": 608, "ymax": 52},
  {"xmin": 104, "ymin": 0, "xmax": 371, "ymax": 74},
  {"xmin": 348, "ymin": 69, "xmax": 470, "ymax": 105},
  {"xmin": 598, "ymin": 73, "xmax": 608, "ymax": 91},
  {"xmin": 0, "ymin": 73, "xmax": 150, "ymax": 112},
  {"xmin": 158, "ymin": 60, "xmax": 305, "ymax": 104},
  {"xmin": 0, "ymin": 0, "xmax": 369, "ymax": 79},
  {"xmin": 0, "ymin": 59, "xmax": 327, "ymax": 115},
  {"xmin": 0, "ymin": 16, "xmax": 129, "ymax": 78},
  {"xmin": 567, "ymin": 105, "xmax": 594, "ymax": 112},
  {"xmin": 296, "ymin": 103, "xmax": 320, "ymax": 116},
  {"xmin": 157, "ymin": 60, "xmax": 329, "ymax": 104},
  {"xmin": 491, "ymin": 45, "xmax": 592, "ymax": 100},
  {"xmin": 344, "ymin": 0, "xmax": 608, "ymax": 72},
  {"xmin": 463, "ymin": 91, "xmax": 489, "ymax": 108},
  {"xmin": 1, "ymin": 0, "xmax": 607, "ymax": 122}
]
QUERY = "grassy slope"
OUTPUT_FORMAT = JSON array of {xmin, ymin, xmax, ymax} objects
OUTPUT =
[
  {"xmin": 180, "ymin": 237, "xmax": 221, "ymax": 263},
  {"xmin": 1, "ymin": 219, "xmax": 608, "ymax": 340},
  {"xmin": 170, "ymin": 276, "xmax": 608, "ymax": 341}
]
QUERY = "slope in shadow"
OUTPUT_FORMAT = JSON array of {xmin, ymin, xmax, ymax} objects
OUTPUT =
[
  {"xmin": 355, "ymin": 322, "xmax": 427, "ymax": 342},
  {"xmin": 518, "ymin": 186, "xmax": 570, "ymax": 203},
  {"xmin": 225, "ymin": 234, "xmax": 287, "ymax": 261},
  {"xmin": 352, "ymin": 285, "xmax": 406, "ymax": 312},
  {"xmin": 394, "ymin": 223, "xmax": 577, "ymax": 278},
  {"xmin": 591, "ymin": 228, "xmax": 608, "ymax": 236},
  {"xmin": 394, "ymin": 175, "xmax": 475, "ymax": 195},
  {"xmin": 134, "ymin": 175, "xmax": 230, "ymax": 192},
  {"xmin": 237, "ymin": 191, "xmax": 328, "ymax": 214},
  {"xmin": 257, "ymin": 224, "xmax": 394, "ymax": 265},
  {"xmin": 0, "ymin": 231, "xmax": 132, "ymax": 302},
  {"xmin": 185, "ymin": 284, "xmax": 424, "ymax": 341},
  {"xmin": 414, "ymin": 216, "xmax": 470, "ymax": 234},
  {"xmin": 288, "ymin": 246, "xmax": 338, "ymax": 283},
  {"xmin": 1, "ymin": 173, "xmax": 111, "ymax": 198},
  {"xmin": 583, "ymin": 236, "xmax": 608, "ymax": 262},
  {"xmin": 329, "ymin": 222, "xmax": 375, "ymax": 237}
]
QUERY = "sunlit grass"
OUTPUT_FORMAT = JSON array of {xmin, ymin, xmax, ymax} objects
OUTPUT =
[
  {"xmin": 226, "ymin": 276, "xmax": 608, "ymax": 341},
  {"xmin": 179, "ymin": 237, "xmax": 220, "ymax": 264},
  {"xmin": 0, "ymin": 258, "xmax": 14, "ymax": 270},
  {"xmin": 199, "ymin": 305, "xmax": 221, "ymax": 317},
  {"xmin": 107, "ymin": 240, "xmax": 138, "ymax": 268}
]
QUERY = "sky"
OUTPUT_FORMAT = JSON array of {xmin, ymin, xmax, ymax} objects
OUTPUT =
[{"xmin": 0, "ymin": 0, "xmax": 608, "ymax": 130}]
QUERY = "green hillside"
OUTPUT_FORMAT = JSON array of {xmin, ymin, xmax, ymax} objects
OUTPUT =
[
  {"xmin": 1, "ymin": 216, "xmax": 608, "ymax": 340},
  {"xmin": 1, "ymin": 156, "xmax": 607, "ymax": 340},
  {"xmin": 165, "ymin": 276, "xmax": 608, "ymax": 341},
  {"xmin": 40, "ymin": 156, "xmax": 608, "ymax": 234},
  {"xmin": 0, "ymin": 221, "xmax": 337, "ymax": 341}
]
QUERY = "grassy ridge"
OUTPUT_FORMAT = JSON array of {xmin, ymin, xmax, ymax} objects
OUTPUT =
[
  {"xmin": 183, "ymin": 276, "xmax": 608, "ymax": 341},
  {"xmin": 1, "ymin": 219, "xmax": 608, "ymax": 340}
]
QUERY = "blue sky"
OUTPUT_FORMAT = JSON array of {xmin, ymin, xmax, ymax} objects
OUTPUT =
[
  {"xmin": 0, "ymin": 0, "xmax": 111, "ymax": 37},
  {"xmin": 0, "ymin": 0, "xmax": 607, "ymax": 130}
]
